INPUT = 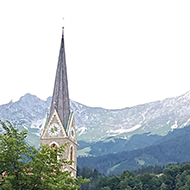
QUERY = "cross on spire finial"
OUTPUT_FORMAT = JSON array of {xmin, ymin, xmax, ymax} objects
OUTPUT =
[{"xmin": 62, "ymin": 17, "xmax": 65, "ymax": 35}]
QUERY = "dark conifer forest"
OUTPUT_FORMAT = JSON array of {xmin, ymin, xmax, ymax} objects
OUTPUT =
[{"xmin": 78, "ymin": 163, "xmax": 190, "ymax": 190}]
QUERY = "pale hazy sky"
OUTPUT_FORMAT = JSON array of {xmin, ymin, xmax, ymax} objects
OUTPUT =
[{"xmin": 0, "ymin": 0, "xmax": 190, "ymax": 109}]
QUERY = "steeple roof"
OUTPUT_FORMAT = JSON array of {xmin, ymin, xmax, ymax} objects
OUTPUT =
[{"xmin": 48, "ymin": 27, "xmax": 70, "ymax": 131}]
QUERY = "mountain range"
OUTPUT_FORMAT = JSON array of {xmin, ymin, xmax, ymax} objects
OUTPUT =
[
  {"xmin": 1, "ymin": 91, "xmax": 190, "ymax": 147},
  {"xmin": 1, "ymin": 91, "xmax": 190, "ymax": 173}
]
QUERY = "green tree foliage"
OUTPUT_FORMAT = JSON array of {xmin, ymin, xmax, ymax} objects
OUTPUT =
[
  {"xmin": 77, "ymin": 167, "xmax": 102, "ymax": 190},
  {"xmin": 0, "ymin": 121, "xmax": 87, "ymax": 189},
  {"xmin": 134, "ymin": 165, "xmax": 164, "ymax": 175},
  {"xmin": 100, "ymin": 187, "xmax": 111, "ymax": 190},
  {"xmin": 78, "ymin": 163, "xmax": 190, "ymax": 189}
]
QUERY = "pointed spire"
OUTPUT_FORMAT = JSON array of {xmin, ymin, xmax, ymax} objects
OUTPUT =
[
  {"xmin": 62, "ymin": 26, "xmax": 64, "ymax": 36},
  {"xmin": 49, "ymin": 27, "xmax": 70, "ymax": 131}
]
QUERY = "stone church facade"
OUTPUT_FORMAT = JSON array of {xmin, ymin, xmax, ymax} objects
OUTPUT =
[{"xmin": 40, "ymin": 27, "xmax": 77, "ymax": 177}]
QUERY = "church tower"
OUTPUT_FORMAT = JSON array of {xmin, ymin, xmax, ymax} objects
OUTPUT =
[{"xmin": 40, "ymin": 27, "xmax": 77, "ymax": 177}]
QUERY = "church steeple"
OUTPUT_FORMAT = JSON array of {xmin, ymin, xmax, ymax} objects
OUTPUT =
[
  {"xmin": 41, "ymin": 27, "xmax": 78, "ymax": 177},
  {"xmin": 49, "ymin": 27, "xmax": 70, "ymax": 131}
]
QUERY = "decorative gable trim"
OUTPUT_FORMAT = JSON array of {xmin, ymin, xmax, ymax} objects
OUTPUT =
[
  {"xmin": 41, "ymin": 109, "xmax": 66, "ymax": 138},
  {"xmin": 66, "ymin": 112, "xmax": 74, "ymax": 133}
]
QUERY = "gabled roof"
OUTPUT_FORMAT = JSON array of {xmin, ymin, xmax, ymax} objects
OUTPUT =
[{"xmin": 48, "ymin": 27, "xmax": 70, "ymax": 131}]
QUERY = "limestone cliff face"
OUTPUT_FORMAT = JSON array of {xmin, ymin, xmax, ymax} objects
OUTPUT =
[{"xmin": 1, "ymin": 90, "xmax": 190, "ymax": 147}]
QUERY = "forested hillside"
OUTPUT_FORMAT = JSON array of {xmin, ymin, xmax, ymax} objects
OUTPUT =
[
  {"xmin": 78, "ymin": 133, "xmax": 162, "ymax": 156},
  {"xmin": 78, "ymin": 163, "xmax": 190, "ymax": 190},
  {"xmin": 78, "ymin": 125, "xmax": 190, "ymax": 174}
]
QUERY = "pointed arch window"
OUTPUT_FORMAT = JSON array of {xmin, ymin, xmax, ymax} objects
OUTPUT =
[{"xmin": 51, "ymin": 143, "xmax": 57, "ymax": 160}]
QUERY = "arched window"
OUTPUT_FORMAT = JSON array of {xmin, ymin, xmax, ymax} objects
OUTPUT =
[
  {"xmin": 51, "ymin": 143, "xmax": 57, "ymax": 148},
  {"xmin": 51, "ymin": 143, "xmax": 57, "ymax": 160}
]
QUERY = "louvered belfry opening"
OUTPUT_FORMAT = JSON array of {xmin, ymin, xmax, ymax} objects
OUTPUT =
[{"xmin": 70, "ymin": 146, "xmax": 73, "ymax": 162}]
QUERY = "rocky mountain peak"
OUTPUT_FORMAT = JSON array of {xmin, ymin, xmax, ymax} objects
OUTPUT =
[{"xmin": 1, "ymin": 91, "xmax": 190, "ymax": 147}]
